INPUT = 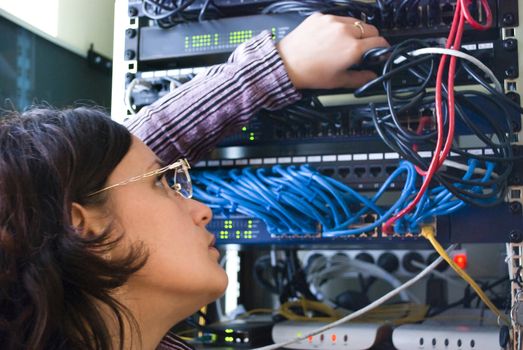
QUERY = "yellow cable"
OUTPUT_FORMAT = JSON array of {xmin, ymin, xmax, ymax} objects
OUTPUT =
[
  {"xmin": 238, "ymin": 308, "xmax": 274, "ymax": 318},
  {"xmin": 421, "ymin": 226, "xmax": 510, "ymax": 325},
  {"xmin": 279, "ymin": 299, "xmax": 341, "ymax": 322}
]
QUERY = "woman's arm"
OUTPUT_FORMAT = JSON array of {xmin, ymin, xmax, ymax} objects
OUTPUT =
[
  {"xmin": 126, "ymin": 32, "xmax": 300, "ymax": 163},
  {"xmin": 126, "ymin": 14, "xmax": 388, "ymax": 163}
]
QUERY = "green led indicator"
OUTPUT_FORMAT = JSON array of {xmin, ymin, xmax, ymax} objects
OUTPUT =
[
  {"xmin": 225, "ymin": 336, "xmax": 234, "ymax": 342},
  {"xmin": 220, "ymin": 230, "xmax": 229, "ymax": 239},
  {"xmin": 242, "ymin": 126, "xmax": 247, "ymax": 131},
  {"xmin": 225, "ymin": 329, "xmax": 234, "ymax": 334},
  {"xmin": 249, "ymin": 136, "xmax": 255, "ymax": 141},
  {"xmin": 229, "ymin": 30, "xmax": 253, "ymax": 45}
]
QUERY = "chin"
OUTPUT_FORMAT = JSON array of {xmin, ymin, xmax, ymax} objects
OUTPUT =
[{"xmin": 211, "ymin": 271, "xmax": 229, "ymax": 299}]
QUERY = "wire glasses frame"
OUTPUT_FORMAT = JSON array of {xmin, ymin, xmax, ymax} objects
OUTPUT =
[{"xmin": 87, "ymin": 158, "xmax": 192, "ymax": 198}]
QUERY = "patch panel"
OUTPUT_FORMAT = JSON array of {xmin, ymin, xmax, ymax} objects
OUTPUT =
[{"xmin": 196, "ymin": 149, "xmax": 509, "ymax": 191}]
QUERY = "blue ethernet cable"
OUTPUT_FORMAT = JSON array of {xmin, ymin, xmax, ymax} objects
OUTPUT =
[
  {"xmin": 295, "ymin": 166, "xmax": 353, "ymax": 220},
  {"xmin": 264, "ymin": 166, "xmax": 335, "ymax": 215},
  {"xmin": 239, "ymin": 168, "xmax": 309, "ymax": 232},
  {"xmin": 192, "ymin": 158, "xmax": 497, "ymax": 237},
  {"xmin": 283, "ymin": 166, "xmax": 345, "ymax": 225},
  {"xmin": 324, "ymin": 162, "xmax": 418, "ymax": 236}
]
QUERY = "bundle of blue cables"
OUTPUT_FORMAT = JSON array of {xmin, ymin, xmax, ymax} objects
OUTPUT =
[{"xmin": 192, "ymin": 159, "xmax": 496, "ymax": 236}]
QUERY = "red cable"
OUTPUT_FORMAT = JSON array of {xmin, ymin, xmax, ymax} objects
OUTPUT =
[
  {"xmin": 383, "ymin": 0, "xmax": 491, "ymax": 233},
  {"xmin": 461, "ymin": 0, "xmax": 493, "ymax": 30}
]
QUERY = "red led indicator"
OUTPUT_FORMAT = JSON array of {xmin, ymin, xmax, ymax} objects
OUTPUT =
[
  {"xmin": 453, "ymin": 253, "xmax": 467, "ymax": 269},
  {"xmin": 331, "ymin": 334, "xmax": 337, "ymax": 342},
  {"xmin": 308, "ymin": 336, "xmax": 313, "ymax": 343}
]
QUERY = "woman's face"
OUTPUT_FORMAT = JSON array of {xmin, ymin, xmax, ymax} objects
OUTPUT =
[{"xmin": 102, "ymin": 137, "xmax": 227, "ymax": 312}]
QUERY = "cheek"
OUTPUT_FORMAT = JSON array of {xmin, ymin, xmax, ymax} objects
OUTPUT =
[{"xmin": 111, "ymin": 191, "xmax": 227, "ymax": 295}]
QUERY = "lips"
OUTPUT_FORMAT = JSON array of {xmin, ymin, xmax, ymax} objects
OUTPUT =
[{"xmin": 208, "ymin": 236, "xmax": 216, "ymax": 248}]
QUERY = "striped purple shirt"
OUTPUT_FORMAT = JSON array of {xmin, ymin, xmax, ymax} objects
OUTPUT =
[
  {"xmin": 157, "ymin": 332, "xmax": 195, "ymax": 350},
  {"xmin": 125, "ymin": 31, "xmax": 301, "ymax": 164}
]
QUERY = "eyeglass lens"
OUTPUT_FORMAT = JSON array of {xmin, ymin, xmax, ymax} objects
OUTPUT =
[{"xmin": 166, "ymin": 165, "xmax": 192, "ymax": 198}]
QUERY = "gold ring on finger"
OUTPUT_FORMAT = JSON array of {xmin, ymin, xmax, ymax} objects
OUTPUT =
[{"xmin": 353, "ymin": 21, "xmax": 365, "ymax": 39}]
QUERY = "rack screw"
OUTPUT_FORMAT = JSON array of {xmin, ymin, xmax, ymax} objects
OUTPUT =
[
  {"xmin": 503, "ymin": 13, "xmax": 515, "ymax": 26},
  {"xmin": 126, "ymin": 28, "xmax": 136, "ymax": 38},
  {"xmin": 128, "ymin": 6, "xmax": 138, "ymax": 17},
  {"xmin": 125, "ymin": 50, "xmax": 135, "ymax": 60},
  {"xmin": 505, "ymin": 66, "xmax": 517, "ymax": 79},
  {"xmin": 509, "ymin": 230, "xmax": 523, "ymax": 243},
  {"xmin": 510, "ymin": 201, "xmax": 522, "ymax": 214},
  {"xmin": 503, "ymin": 39, "xmax": 517, "ymax": 51}
]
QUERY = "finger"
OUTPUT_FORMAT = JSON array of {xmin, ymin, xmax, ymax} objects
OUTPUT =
[
  {"xmin": 354, "ymin": 36, "xmax": 391, "ymax": 57},
  {"xmin": 334, "ymin": 16, "xmax": 379, "ymax": 38},
  {"xmin": 351, "ymin": 21, "xmax": 379, "ymax": 39},
  {"xmin": 339, "ymin": 70, "xmax": 377, "ymax": 89}
]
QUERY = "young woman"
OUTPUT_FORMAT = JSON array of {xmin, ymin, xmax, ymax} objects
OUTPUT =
[{"xmin": 0, "ymin": 14, "xmax": 387, "ymax": 350}]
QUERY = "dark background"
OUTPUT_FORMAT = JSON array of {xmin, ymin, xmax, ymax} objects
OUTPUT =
[{"xmin": 0, "ymin": 15, "xmax": 112, "ymax": 112}]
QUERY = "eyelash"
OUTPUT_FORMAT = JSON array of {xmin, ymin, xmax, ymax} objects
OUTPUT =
[{"xmin": 155, "ymin": 174, "xmax": 166, "ymax": 188}]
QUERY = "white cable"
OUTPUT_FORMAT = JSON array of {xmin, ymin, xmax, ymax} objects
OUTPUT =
[
  {"xmin": 393, "ymin": 47, "xmax": 502, "ymax": 93},
  {"xmin": 442, "ymin": 159, "xmax": 499, "ymax": 178},
  {"xmin": 124, "ymin": 78, "xmax": 152, "ymax": 115},
  {"xmin": 252, "ymin": 245, "xmax": 457, "ymax": 350}
]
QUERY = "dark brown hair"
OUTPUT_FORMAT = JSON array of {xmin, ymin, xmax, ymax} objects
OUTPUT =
[{"xmin": 0, "ymin": 106, "xmax": 146, "ymax": 349}]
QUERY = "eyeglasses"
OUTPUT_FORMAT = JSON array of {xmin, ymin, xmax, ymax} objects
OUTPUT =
[{"xmin": 88, "ymin": 158, "xmax": 192, "ymax": 198}]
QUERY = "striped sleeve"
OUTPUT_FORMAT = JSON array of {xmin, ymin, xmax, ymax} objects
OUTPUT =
[
  {"xmin": 156, "ymin": 332, "xmax": 195, "ymax": 350},
  {"xmin": 125, "ymin": 31, "xmax": 302, "ymax": 163}
]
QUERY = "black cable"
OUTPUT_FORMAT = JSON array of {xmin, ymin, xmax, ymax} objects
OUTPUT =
[
  {"xmin": 427, "ymin": 276, "xmax": 509, "ymax": 318},
  {"xmin": 351, "ymin": 38, "xmax": 519, "ymax": 208}
]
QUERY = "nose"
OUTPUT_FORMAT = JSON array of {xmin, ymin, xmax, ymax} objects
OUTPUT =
[{"xmin": 187, "ymin": 198, "xmax": 213, "ymax": 227}]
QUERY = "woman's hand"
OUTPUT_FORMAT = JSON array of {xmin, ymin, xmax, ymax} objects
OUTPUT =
[{"xmin": 276, "ymin": 13, "xmax": 389, "ymax": 90}]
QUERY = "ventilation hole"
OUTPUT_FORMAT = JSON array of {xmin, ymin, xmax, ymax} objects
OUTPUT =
[
  {"xmin": 338, "ymin": 167, "xmax": 350, "ymax": 178},
  {"xmin": 370, "ymin": 166, "xmax": 382, "ymax": 177},
  {"xmin": 320, "ymin": 168, "xmax": 335, "ymax": 177},
  {"xmin": 355, "ymin": 167, "xmax": 366, "ymax": 178},
  {"xmin": 385, "ymin": 166, "xmax": 396, "ymax": 175}
]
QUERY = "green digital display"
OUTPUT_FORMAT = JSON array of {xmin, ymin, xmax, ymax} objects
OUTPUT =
[
  {"xmin": 219, "ymin": 220, "xmax": 254, "ymax": 240},
  {"xmin": 184, "ymin": 30, "xmax": 255, "ymax": 50},
  {"xmin": 229, "ymin": 30, "xmax": 253, "ymax": 45}
]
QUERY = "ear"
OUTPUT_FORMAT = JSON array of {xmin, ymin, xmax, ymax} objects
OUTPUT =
[{"xmin": 71, "ymin": 202, "xmax": 108, "ymax": 238}]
